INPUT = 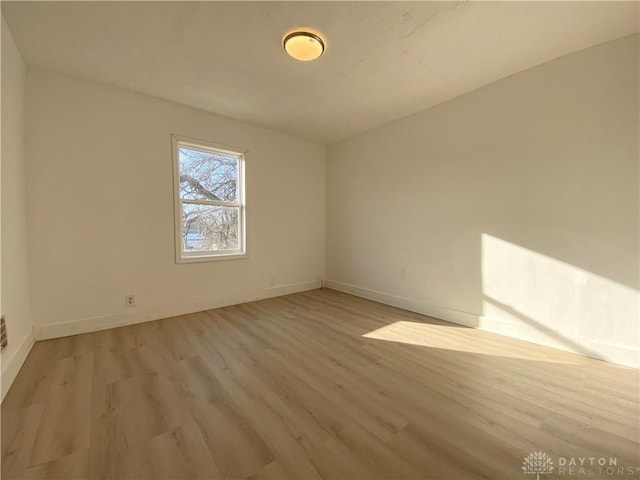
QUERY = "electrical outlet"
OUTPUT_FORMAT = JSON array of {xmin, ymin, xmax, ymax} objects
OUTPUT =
[{"xmin": 125, "ymin": 295, "xmax": 136, "ymax": 307}]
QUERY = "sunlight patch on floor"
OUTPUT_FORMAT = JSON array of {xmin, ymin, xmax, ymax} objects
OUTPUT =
[{"xmin": 362, "ymin": 320, "xmax": 590, "ymax": 364}]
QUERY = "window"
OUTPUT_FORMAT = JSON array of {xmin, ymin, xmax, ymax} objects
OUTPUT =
[{"xmin": 172, "ymin": 135, "xmax": 246, "ymax": 263}]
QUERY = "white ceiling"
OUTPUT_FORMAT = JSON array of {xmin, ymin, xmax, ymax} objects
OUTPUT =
[{"xmin": 2, "ymin": 1, "xmax": 638, "ymax": 144}]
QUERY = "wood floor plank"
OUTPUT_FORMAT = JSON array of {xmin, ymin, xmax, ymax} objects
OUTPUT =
[
  {"xmin": 28, "ymin": 354, "xmax": 93, "ymax": 467},
  {"xmin": 2, "ymin": 288, "xmax": 638, "ymax": 479},
  {"xmin": 1, "ymin": 342, "xmax": 56, "ymax": 412},
  {"xmin": 1, "ymin": 404, "xmax": 44, "ymax": 479},
  {"xmin": 148, "ymin": 422, "xmax": 222, "ymax": 479},
  {"xmin": 25, "ymin": 448, "xmax": 89, "ymax": 479},
  {"xmin": 170, "ymin": 355, "xmax": 275, "ymax": 479}
]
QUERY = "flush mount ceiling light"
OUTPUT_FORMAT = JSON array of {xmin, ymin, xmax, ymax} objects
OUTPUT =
[{"xmin": 283, "ymin": 30, "xmax": 325, "ymax": 61}]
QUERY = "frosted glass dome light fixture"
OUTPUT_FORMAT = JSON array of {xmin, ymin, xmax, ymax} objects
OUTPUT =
[{"xmin": 283, "ymin": 31, "xmax": 325, "ymax": 61}]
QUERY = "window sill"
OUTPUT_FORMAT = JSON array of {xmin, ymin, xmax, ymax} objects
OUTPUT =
[{"xmin": 176, "ymin": 252, "xmax": 248, "ymax": 264}]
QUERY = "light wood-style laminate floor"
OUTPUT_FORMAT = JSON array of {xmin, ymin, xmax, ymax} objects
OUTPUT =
[{"xmin": 2, "ymin": 289, "xmax": 639, "ymax": 479}]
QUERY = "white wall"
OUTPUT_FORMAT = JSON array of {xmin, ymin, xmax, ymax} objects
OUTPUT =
[
  {"xmin": 327, "ymin": 34, "xmax": 639, "ymax": 367},
  {"xmin": 1, "ymin": 17, "xmax": 34, "ymax": 400},
  {"xmin": 26, "ymin": 70, "xmax": 325, "ymax": 339}
]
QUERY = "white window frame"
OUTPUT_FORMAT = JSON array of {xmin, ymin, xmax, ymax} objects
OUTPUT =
[{"xmin": 172, "ymin": 134, "xmax": 247, "ymax": 263}]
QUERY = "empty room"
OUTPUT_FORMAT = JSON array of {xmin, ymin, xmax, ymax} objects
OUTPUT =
[{"xmin": 1, "ymin": 1, "xmax": 638, "ymax": 479}]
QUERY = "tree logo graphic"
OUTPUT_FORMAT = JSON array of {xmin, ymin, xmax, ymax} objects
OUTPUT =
[{"xmin": 522, "ymin": 451, "xmax": 554, "ymax": 480}]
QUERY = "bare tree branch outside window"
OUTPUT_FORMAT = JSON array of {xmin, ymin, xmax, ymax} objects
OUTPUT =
[{"xmin": 178, "ymin": 147, "xmax": 240, "ymax": 252}]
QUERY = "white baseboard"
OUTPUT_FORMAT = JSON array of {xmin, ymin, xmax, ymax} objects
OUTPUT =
[
  {"xmin": 34, "ymin": 279, "xmax": 322, "ymax": 341},
  {"xmin": 326, "ymin": 279, "xmax": 639, "ymax": 369},
  {"xmin": 325, "ymin": 279, "xmax": 481, "ymax": 326},
  {"xmin": 1, "ymin": 329, "xmax": 35, "ymax": 402}
]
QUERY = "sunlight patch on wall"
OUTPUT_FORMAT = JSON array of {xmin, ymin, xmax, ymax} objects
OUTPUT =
[{"xmin": 481, "ymin": 234, "xmax": 639, "ymax": 359}]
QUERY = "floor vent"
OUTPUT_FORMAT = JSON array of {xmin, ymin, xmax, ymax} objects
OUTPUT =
[{"xmin": 1, "ymin": 315, "xmax": 7, "ymax": 350}]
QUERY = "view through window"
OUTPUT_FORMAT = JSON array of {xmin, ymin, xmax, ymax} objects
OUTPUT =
[{"xmin": 172, "ymin": 135, "xmax": 246, "ymax": 262}]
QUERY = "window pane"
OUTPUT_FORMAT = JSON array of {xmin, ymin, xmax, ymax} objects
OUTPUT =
[
  {"xmin": 182, "ymin": 204, "xmax": 239, "ymax": 252},
  {"xmin": 179, "ymin": 147, "xmax": 238, "ymax": 202}
]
